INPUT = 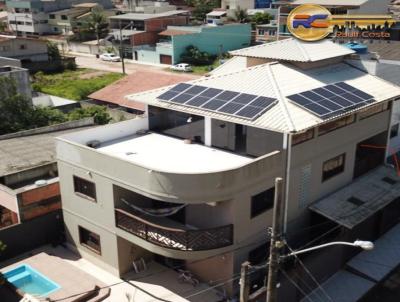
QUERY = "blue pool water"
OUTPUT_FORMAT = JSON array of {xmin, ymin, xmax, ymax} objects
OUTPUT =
[{"xmin": 3, "ymin": 264, "xmax": 61, "ymax": 297}]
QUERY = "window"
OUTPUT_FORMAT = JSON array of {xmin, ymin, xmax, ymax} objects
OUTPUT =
[
  {"xmin": 258, "ymin": 29, "xmax": 265, "ymax": 35},
  {"xmin": 53, "ymin": 27, "xmax": 58, "ymax": 32},
  {"xmin": 318, "ymin": 115, "xmax": 355, "ymax": 136},
  {"xmin": 49, "ymin": 14, "xmax": 55, "ymax": 19},
  {"xmin": 359, "ymin": 103, "xmax": 389, "ymax": 120},
  {"xmin": 61, "ymin": 15, "xmax": 67, "ymax": 20},
  {"xmin": 19, "ymin": 44, "xmax": 27, "ymax": 50},
  {"xmin": 251, "ymin": 187, "xmax": 275, "ymax": 218},
  {"xmin": 25, "ymin": 22, "xmax": 32, "ymax": 26},
  {"xmin": 79, "ymin": 226, "xmax": 101, "ymax": 254},
  {"xmin": 40, "ymin": 20, "xmax": 48, "ymax": 24},
  {"xmin": 391, "ymin": 124, "xmax": 399, "ymax": 138},
  {"xmin": 0, "ymin": 46, "xmax": 10, "ymax": 51},
  {"xmin": 292, "ymin": 128, "xmax": 314, "ymax": 146},
  {"xmin": 322, "ymin": 153, "xmax": 345, "ymax": 182},
  {"xmin": 73, "ymin": 176, "xmax": 96, "ymax": 201}
]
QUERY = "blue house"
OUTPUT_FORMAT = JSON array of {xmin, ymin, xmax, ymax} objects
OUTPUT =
[{"xmin": 133, "ymin": 23, "xmax": 252, "ymax": 65}]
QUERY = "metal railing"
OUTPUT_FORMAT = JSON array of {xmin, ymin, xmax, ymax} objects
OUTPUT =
[{"xmin": 115, "ymin": 208, "xmax": 233, "ymax": 251}]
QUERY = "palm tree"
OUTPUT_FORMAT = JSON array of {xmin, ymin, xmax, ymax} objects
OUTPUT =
[
  {"xmin": 87, "ymin": 8, "xmax": 108, "ymax": 45},
  {"xmin": 234, "ymin": 7, "xmax": 249, "ymax": 23}
]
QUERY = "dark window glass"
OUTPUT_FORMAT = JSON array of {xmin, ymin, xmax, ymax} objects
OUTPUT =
[
  {"xmin": 73, "ymin": 176, "xmax": 96, "ymax": 201},
  {"xmin": 390, "ymin": 124, "xmax": 399, "ymax": 139},
  {"xmin": 148, "ymin": 106, "xmax": 205, "ymax": 143},
  {"xmin": 251, "ymin": 187, "xmax": 275, "ymax": 218},
  {"xmin": 49, "ymin": 14, "xmax": 55, "ymax": 19},
  {"xmin": 61, "ymin": 15, "xmax": 67, "ymax": 20},
  {"xmin": 318, "ymin": 115, "xmax": 355, "ymax": 136},
  {"xmin": 292, "ymin": 128, "xmax": 314, "ymax": 146},
  {"xmin": 322, "ymin": 154, "xmax": 345, "ymax": 182},
  {"xmin": 79, "ymin": 226, "xmax": 101, "ymax": 254}
]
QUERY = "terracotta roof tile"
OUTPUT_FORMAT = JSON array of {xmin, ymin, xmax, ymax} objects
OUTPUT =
[{"xmin": 88, "ymin": 70, "xmax": 196, "ymax": 110}]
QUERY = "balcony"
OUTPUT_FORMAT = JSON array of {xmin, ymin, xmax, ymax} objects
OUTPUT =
[{"xmin": 115, "ymin": 208, "xmax": 233, "ymax": 251}]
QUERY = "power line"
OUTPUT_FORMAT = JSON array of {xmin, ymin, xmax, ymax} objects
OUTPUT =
[
  {"xmin": 285, "ymin": 241, "xmax": 333, "ymax": 302},
  {"xmin": 281, "ymin": 269, "xmax": 316, "ymax": 302}
]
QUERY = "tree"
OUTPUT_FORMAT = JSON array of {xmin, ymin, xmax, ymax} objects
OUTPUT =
[
  {"xmin": 186, "ymin": 0, "xmax": 220, "ymax": 21},
  {"xmin": 234, "ymin": 7, "xmax": 249, "ymax": 23},
  {"xmin": 180, "ymin": 45, "xmax": 214, "ymax": 65},
  {"xmin": 250, "ymin": 12, "xmax": 273, "ymax": 25},
  {"xmin": 47, "ymin": 41, "xmax": 61, "ymax": 61},
  {"xmin": 86, "ymin": 8, "xmax": 109, "ymax": 45}
]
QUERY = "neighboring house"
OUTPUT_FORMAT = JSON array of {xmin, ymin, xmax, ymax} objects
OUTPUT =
[
  {"xmin": 0, "ymin": 64, "xmax": 31, "ymax": 99},
  {"xmin": 0, "ymin": 121, "xmax": 94, "ymax": 230},
  {"xmin": 88, "ymin": 70, "xmax": 197, "ymax": 113},
  {"xmin": 32, "ymin": 92, "xmax": 80, "ymax": 112},
  {"xmin": 0, "ymin": 35, "xmax": 48, "ymax": 62},
  {"xmin": 0, "ymin": 10, "xmax": 8, "ymax": 30},
  {"xmin": 47, "ymin": 3, "xmax": 107, "ymax": 35},
  {"xmin": 134, "ymin": 23, "xmax": 251, "ymax": 65},
  {"xmin": 108, "ymin": 10, "xmax": 189, "ymax": 59},
  {"xmin": 121, "ymin": 0, "xmax": 179, "ymax": 14},
  {"xmin": 5, "ymin": 0, "xmax": 113, "ymax": 36},
  {"xmin": 56, "ymin": 38, "xmax": 400, "ymax": 299}
]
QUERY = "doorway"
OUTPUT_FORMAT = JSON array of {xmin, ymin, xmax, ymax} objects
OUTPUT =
[
  {"xmin": 235, "ymin": 124, "xmax": 247, "ymax": 153},
  {"xmin": 353, "ymin": 131, "xmax": 387, "ymax": 179}
]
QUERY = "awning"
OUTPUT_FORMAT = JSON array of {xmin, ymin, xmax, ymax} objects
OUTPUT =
[
  {"xmin": 206, "ymin": 10, "xmax": 227, "ymax": 17},
  {"xmin": 309, "ymin": 166, "xmax": 400, "ymax": 229},
  {"xmin": 347, "ymin": 223, "xmax": 400, "ymax": 282},
  {"xmin": 301, "ymin": 270, "xmax": 375, "ymax": 302}
]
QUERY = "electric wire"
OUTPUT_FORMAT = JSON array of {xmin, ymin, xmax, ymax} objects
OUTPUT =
[{"xmin": 281, "ymin": 269, "xmax": 317, "ymax": 302}]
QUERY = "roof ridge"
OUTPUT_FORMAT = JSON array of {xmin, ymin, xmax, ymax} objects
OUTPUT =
[
  {"xmin": 266, "ymin": 64, "xmax": 297, "ymax": 132},
  {"xmin": 295, "ymin": 39, "xmax": 311, "ymax": 62}
]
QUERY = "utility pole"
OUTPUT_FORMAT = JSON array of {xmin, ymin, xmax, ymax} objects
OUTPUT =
[
  {"xmin": 119, "ymin": 19, "xmax": 126, "ymax": 75},
  {"xmin": 266, "ymin": 177, "xmax": 284, "ymax": 302},
  {"xmin": 240, "ymin": 261, "xmax": 250, "ymax": 302}
]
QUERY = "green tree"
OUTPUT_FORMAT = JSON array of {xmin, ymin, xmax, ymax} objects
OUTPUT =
[
  {"xmin": 186, "ymin": 0, "xmax": 220, "ymax": 21},
  {"xmin": 180, "ymin": 45, "xmax": 214, "ymax": 65},
  {"xmin": 68, "ymin": 106, "xmax": 111, "ymax": 125},
  {"xmin": 47, "ymin": 41, "xmax": 61, "ymax": 61},
  {"xmin": 86, "ymin": 8, "xmax": 109, "ymax": 45},
  {"xmin": 250, "ymin": 12, "xmax": 273, "ymax": 25},
  {"xmin": 234, "ymin": 7, "xmax": 249, "ymax": 23}
]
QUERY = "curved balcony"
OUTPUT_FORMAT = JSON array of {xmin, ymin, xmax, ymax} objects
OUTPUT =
[{"xmin": 115, "ymin": 208, "xmax": 233, "ymax": 251}]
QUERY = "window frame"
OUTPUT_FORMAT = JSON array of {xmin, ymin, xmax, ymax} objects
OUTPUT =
[
  {"xmin": 358, "ymin": 103, "xmax": 389, "ymax": 120},
  {"xmin": 73, "ymin": 175, "xmax": 97, "ymax": 202},
  {"xmin": 292, "ymin": 128, "xmax": 314, "ymax": 146},
  {"xmin": 322, "ymin": 153, "xmax": 346, "ymax": 182},
  {"xmin": 78, "ymin": 226, "xmax": 101, "ymax": 255},
  {"xmin": 251, "ymin": 187, "xmax": 275, "ymax": 218}
]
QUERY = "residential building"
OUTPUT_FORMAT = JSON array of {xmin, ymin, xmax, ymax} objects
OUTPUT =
[
  {"xmin": 88, "ymin": 69, "xmax": 197, "ymax": 113},
  {"xmin": 47, "ymin": 3, "xmax": 113, "ymax": 35},
  {"xmin": 5, "ymin": 0, "xmax": 113, "ymax": 36},
  {"xmin": 0, "ymin": 121, "xmax": 94, "ymax": 230},
  {"xmin": 0, "ymin": 35, "xmax": 48, "ymax": 62},
  {"xmin": 133, "ymin": 23, "xmax": 251, "ymax": 65},
  {"xmin": 121, "ymin": 0, "xmax": 179, "ymax": 14},
  {"xmin": 108, "ymin": 10, "xmax": 189, "ymax": 59},
  {"xmin": 0, "ymin": 64, "xmax": 31, "ymax": 98},
  {"xmin": 56, "ymin": 38, "xmax": 400, "ymax": 298}
]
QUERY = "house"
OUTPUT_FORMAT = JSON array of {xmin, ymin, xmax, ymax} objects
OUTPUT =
[
  {"xmin": 108, "ymin": 10, "xmax": 189, "ymax": 59},
  {"xmin": 0, "ymin": 121, "xmax": 95, "ymax": 230},
  {"xmin": 120, "ymin": 0, "xmax": 179, "ymax": 14},
  {"xmin": 56, "ymin": 38, "xmax": 400, "ymax": 298},
  {"xmin": 0, "ymin": 65, "xmax": 31, "ymax": 99},
  {"xmin": 0, "ymin": 35, "xmax": 48, "ymax": 62},
  {"xmin": 134, "ymin": 23, "xmax": 251, "ymax": 65},
  {"xmin": 47, "ymin": 3, "xmax": 113, "ymax": 35},
  {"xmin": 5, "ymin": 0, "xmax": 113, "ymax": 36},
  {"xmin": 88, "ymin": 69, "xmax": 197, "ymax": 113}
]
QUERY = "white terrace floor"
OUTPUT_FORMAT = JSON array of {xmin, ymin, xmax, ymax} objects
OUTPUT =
[{"xmin": 0, "ymin": 245, "xmax": 223, "ymax": 302}]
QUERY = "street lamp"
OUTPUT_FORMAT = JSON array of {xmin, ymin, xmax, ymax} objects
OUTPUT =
[{"xmin": 283, "ymin": 240, "xmax": 374, "ymax": 258}]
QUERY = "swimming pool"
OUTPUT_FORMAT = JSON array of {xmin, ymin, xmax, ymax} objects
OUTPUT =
[{"xmin": 3, "ymin": 264, "xmax": 61, "ymax": 297}]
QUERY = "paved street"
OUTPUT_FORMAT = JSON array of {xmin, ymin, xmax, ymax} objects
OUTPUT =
[{"xmin": 73, "ymin": 53, "xmax": 199, "ymax": 79}]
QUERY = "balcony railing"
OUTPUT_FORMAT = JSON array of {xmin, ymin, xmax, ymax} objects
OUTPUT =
[{"xmin": 115, "ymin": 208, "xmax": 233, "ymax": 251}]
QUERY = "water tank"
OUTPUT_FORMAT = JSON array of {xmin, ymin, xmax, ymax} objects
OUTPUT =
[{"xmin": 344, "ymin": 42, "xmax": 368, "ymax": 54}]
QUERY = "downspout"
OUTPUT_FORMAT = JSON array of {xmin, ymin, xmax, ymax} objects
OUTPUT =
[{"xmin": 283, "ymin": 131, "xmax": 292, "ymax": 235}]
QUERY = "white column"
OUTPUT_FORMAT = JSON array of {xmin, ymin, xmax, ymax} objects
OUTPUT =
[{"xmin": 205, "ymin": 117, "xmax": 212, "ymax": 146}]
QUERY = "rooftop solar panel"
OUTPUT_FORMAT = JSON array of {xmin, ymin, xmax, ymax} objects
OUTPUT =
[
  {"xmin": 157, "ymin": 84, "xmax": 278, "ymax": 120},
  {"xmin": 287, "ymin": 82, "xmax": 376, "ymax": 119}
]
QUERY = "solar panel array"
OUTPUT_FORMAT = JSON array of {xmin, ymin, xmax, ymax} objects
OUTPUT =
[
  {"xmin": 287, "ymin": 82, "xmax": 376, "ymax": 119},
  {"xmin": 157, "ymin": 83, "xmax": 278, "ymax": 120}
]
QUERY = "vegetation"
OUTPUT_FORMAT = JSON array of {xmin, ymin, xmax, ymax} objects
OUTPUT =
[
  {"xmin": 32, "ymin": 69, "xmax": 124, "ymax": 101},
  {"xmin": 250, "ymin": 12, "xmax": 273, "ymax": 26},
  {"xmin": 180, "ymin": 45, "xmax": 215, "ymax": 66},
  {"xmin": 47, "ymin": 41, "xmax": 61, "ymax": 61},
  {"xmin": 0, "ymin": 77, "xmax": 111, "ymax": 135},
  {"xmin": 233, "ymin": 7, "xmax": 249, "ymax": 23},
  {"xmin": 72, "ymin": 8, "xmax": 109, "ymax": 43},
  {"xmin": 0, "ymin": 241, "xmax": 6, "ymax": 285},
  {"xmin": 185, "ymin": 0, "xmax": 220, "ymax": 21}
]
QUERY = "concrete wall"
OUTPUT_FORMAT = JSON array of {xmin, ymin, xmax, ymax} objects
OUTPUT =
[
  {"xmin": 171, "ymin": 24, "xmax": 252, "ymax": 64},
  {"xmin": 0, "ymin": 66, "xmax": 31, "ymax": 99},
  {"xmin": 0, "ymin": 56, "xmax": 21, "ymax": 67},
  {"xmin": 0, "ymin": 38, "xmax": 48, "ymax": 62},
  {"xmin": 136, "ymin": 48, "xmax": 160, "ymax": 64}
]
